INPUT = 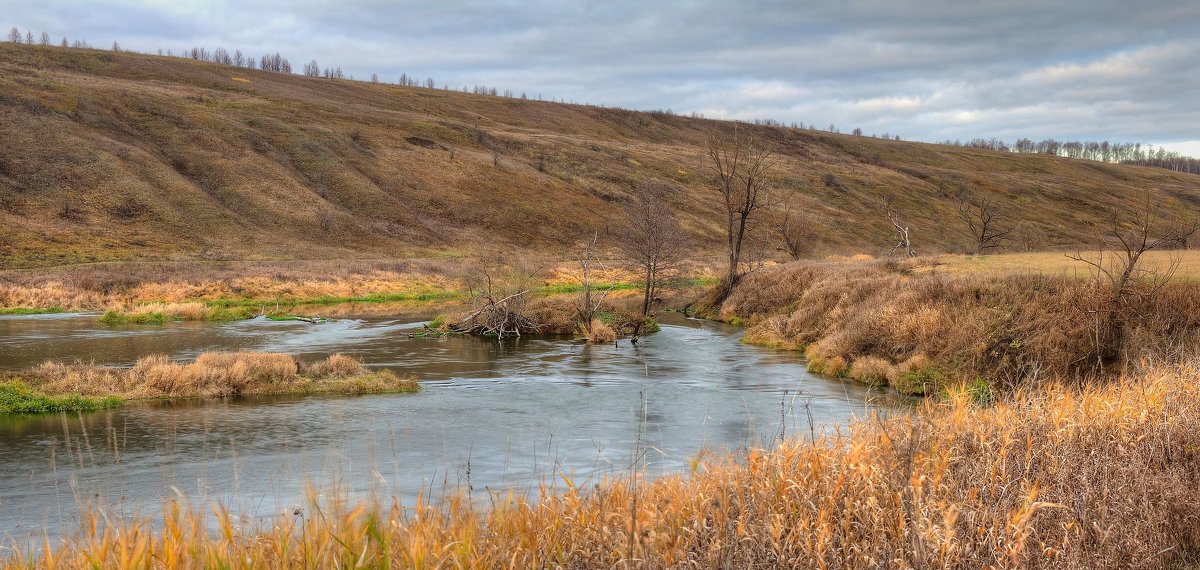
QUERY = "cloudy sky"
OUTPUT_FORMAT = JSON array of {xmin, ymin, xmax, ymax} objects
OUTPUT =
[{"xmin": 7, "ymin": 0, "xmax": 1199, "ymax": 155}]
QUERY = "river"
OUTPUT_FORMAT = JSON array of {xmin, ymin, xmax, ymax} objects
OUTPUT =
[{"xmin": 0, "ymin": 311, "xmax": 895, "ymax": 542}]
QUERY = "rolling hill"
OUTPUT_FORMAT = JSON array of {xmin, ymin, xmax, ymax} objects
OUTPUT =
[{"xmin": 2, "ymin": 43, "xmax": 1200, "ymax": 269}]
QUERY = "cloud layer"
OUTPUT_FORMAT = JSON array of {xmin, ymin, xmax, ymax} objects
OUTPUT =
[{"xmin": 6, "ymin": 0, "xmax": 1199, "ymax": 145}]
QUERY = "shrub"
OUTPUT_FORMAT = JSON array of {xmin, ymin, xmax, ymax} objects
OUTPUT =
[
  {"xmin": 849, "ymin": 356, "xmax": 893, "ymax": 387},
  {"xmin": 580, "ymin": 319, "xmax": 616, "ymax": 343}
]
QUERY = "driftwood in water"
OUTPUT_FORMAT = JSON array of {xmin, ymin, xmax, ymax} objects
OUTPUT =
[{"xmin": 449, "ymin": 289, "xmax": 540, "ymax": 338}]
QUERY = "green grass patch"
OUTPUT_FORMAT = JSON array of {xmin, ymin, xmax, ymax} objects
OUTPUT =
[
  {"xmin": 0, "ymin": 306, "xmax": 65, "ymax": 315},
  {"xmin": 0, "ymin": 381, "xmax": 123, "ymax": 414}
]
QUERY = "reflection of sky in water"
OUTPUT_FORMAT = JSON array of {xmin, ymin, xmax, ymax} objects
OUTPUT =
[{"xmin": 0, "ymin": 312, "xmax": 900, "ymax": 542}]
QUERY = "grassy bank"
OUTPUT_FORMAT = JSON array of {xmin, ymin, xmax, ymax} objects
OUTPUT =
[
  {"xmin": 8, "ymin": 362, "xmax": 1199, "ymax": 567},
  {"xmin": 1, "ymin": 352, "xmax": 417, "ymax": 413},
  {"xmin": 0, "ymin": 381, "xmax": 121, "ymax": 414},
  {"xmin": 714, "ymin": 257, "xmax": 1200, "ymax": 394}
]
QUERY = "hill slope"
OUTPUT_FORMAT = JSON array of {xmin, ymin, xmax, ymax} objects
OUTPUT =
[{"xmin": 2, "ymin": 44, "xmax": 1200, "ymax": 269}]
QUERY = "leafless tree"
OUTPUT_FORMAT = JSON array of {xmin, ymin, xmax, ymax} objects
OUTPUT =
[
  {"xmin": 7, "ymin": 27, "xmax": 21, "ymax": 43},
  {"xmin": 111, "ymin": 40, "xmax": 121, "ymax": 52},
  {"xmin": 60, "ymin": 37, "xmax": 68, "ymax": 48},
  {"xmin": 25, "ymin": 31, "xmax": 34, "ymax": 44},
  {"xmin": 39, "ymin": 32, "xmax": 49, "ymax": 46},
  {"xmin": 371, "ymin": 73, "xmax": 378, "ymax": 83},
  {"xmin": 705, "ymin": 125, "xmax": 778, "ymax": 295},
  {"xmin": 884, "ymin": 199, "xmax": 915, "ymax": 257},
  {"xmin": 576, "ymin": 232, "xmax": 614, "ymax": 337},
  {"xmin": 955, "ymin": 194, "xmax": 1012, "ymax": 254},
  {"xmin": 303, "ymin": 59, "xmax": 320, "ymax": 77},
  {"xmin": 620, "ymin": 183, "xmax": 685, "ymax": 332},
  {"xmin": 1067, "ymin": 192, "xmax": 1199, "ymax": 368},
  {"xmin": 232, "ymin": 49, "xmax": 244, "ymax": 67},
  {"xmin": 774, "ymin": 199, "xmax": 813, "ymax": 261}
]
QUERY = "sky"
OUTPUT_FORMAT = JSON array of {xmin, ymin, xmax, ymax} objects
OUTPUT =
[{"xmin": 5, "ymin": 0, "xmax": 1199, "ymax": 154}]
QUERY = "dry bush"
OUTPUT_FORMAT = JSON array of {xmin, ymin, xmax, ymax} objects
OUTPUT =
[
  {"xmin": 304, "ymin": 353, "xmax": 365, "ymax": 378},
  {"xmin": 579, "ymin": 318, "xmax": 616, "ymax": 343},
  {"xmin": 14, "ymin": 362, "xmax": 1200, "ymax": 568},
  {"xmin": 849, "ymin": 355, "xmax": 894, "ymax": 387}
]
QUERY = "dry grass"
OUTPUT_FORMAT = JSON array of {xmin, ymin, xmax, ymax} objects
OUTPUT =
[
  {"xmin": 929, "ymin": 250, "xmax": 1200, "ymax": 282},
  {"xmin": 10, "ymin": 352, "xmax": 418, "ymax": 401},
  {"xmin": 3, "ymin": 44, "xmax": 1200, "ymax": 269},
  {"xmin": 580, "ymin": 318, "xmax": 617, "ymax": 343},
  {"xmin": 7, "ymin": 362, "xmax": 1200, "ymax": 568},
  {"xmin": 722, "ymin": 258, "xmax": 1200, "ymax": 392},
  {"xmin": 0, "ymin": 259, "xmax": 461, "ymax": 312}
]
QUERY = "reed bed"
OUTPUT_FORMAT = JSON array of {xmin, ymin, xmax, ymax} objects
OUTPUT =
[
  {"xmin": 7, "ymin": 352, "xmax": 418, "ymax": 402},
  {"xmin": 5, "ymin": 362, "xmax": 1198, "ymax": 568}
]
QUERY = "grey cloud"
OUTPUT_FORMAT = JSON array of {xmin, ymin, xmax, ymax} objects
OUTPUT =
[{"xmin": 4, "ymin": 0, "xmax": 1198, "ymax": 145}]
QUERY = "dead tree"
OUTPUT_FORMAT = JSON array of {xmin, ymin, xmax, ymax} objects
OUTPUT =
[
  {"xmin": 705, "ymin": 125, "xmax": 778, "ymax": 295},
  {"xmin": 1066, "ymin": 192, "xmax": 1196, "ymax": 369},
  {"xmin": 620, "ymin": 183, "xmax": 685, "ymax": 336},
  {"xmin": 576, "ymin": 232, "xmax": 614, "ymax": 336},
  {"xmin": 956, "ymin": 194, "xmax": 1012, "ymax": 254},
  {"xmin": 884, "ymin": 200, "xmax": 915, "ymax": 257},
  {"xmin": 774, "ymin": 199, "xmax": 813, "ymax": 261}
]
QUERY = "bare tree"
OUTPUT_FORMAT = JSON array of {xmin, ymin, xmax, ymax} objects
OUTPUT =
[
  {"xmin": 111, "ymin": 40, "xmax": 121, "ymax": 52},
  {"xmin": 7, "ymin": 27, "xmax": 21, "ymax": 43},
  {"xmin": 774, "ymin": 199, "xmax": 813, "ymax": 261},
  {"xmin": 884, "ymin": 199, "xmax": 916, "ymax": 257},
  {"xmin": 232, "ymin": 49, "xmax": 244, "ymax": 67},
  {"xmin": 705, "ymin": 125, "xmax": 778, "ymax": 295},
  {"xmin": 1067, "ymin": 192, "xmax": 1199, "ymax": 368},
  {"xmin": 39, "ymin": 32, "xmax": 49, "ymax": 46},
  {"xmin": 60, "ymin": 37, "xmax": 68, "ymax": 48},
  {"xmin": 303, "ymin": 59, "xmax": 320, "ymax": 77},
  {"xmin": 955, "ymin": 193, "xmax": 1012, "ymax": 254},
  {"xmin": 620, "ymin": 183, "xmax": 685, "ymax": 333},
  {"xmin": 25, "ymin": 31, "xmax": 34, "ymax": 44},
  {"xmin": 575, "ymin": 232, "xmax": 614, "ymax": 337},
  {"xmin": 371, "ymin": 73, "xmax": 378, "ymax": 83}
]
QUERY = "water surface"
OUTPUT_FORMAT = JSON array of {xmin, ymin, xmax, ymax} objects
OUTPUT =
[{"xmin": 0, "ymin": 312, "xmax": 892, "ymax": 542}]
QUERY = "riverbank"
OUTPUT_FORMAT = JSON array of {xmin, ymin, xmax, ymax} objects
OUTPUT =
[
  {"xmin": 0, "ymin": 352, "xmax": 418, "ymax": 413},
  {"xmin": 7, "ymin": 359, "xmax": 1196, "ymax": 567},
  {"xmin": 710, "ymin": 256, "xmax": 1200, "ymax": 395}
]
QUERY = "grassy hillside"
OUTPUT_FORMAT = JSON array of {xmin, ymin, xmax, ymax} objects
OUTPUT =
[{"xmin": 3, "ymin": 43, "xmax": 1200, "ymax": 268}]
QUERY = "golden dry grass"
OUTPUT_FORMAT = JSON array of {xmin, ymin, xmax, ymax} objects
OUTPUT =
[
  {"xmin": 726, "ymin": 258, "xmax": 1200, "ymax": 392},
  {"xmin": 929, "ymin": 250, "xmax": 1200, "ymax": 281},
  {"xmin": 11, "ymin": 352, "xmax": 418, "ymax": 400},
  {"xmin": 7, "ymin": 362, "xmax": 1200, "ymax": 568}
]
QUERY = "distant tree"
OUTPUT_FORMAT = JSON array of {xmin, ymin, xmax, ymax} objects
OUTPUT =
[
  {"xmin": 244, "ymin": 57, "xmax": 256, "ymax": 70},
  {"xmin": 303, "ymin": 59, "xmax": 320, "ymax": 77},
  {"xmin": 620, "ymin": 182, "xmax": 685, "ymax": 333},
  {"xmin": 39, "ymin": 31, "xmax": 49, "ymax": 46},
  {"xmin": 232, "ymin": 49, "xmax": 244, "ymax": 67},
  {"xmin": 852, "ymin": 127, "xmax": 863, "ymax": 136},
  {"xmin": 705, "ymin": 125, "xmax": 778, "ymax": 295},
  {"xmin": 425, "ymin": 77, "xmax": 435, "ymax": 88},
  {"xmin": 7, "ymin": 27, "xmax": 21, "ymax": 43},
  {"xmin": 111, "ymin": 40, "xmax": 120, "ymax": 52},
  {"xmin": 334, "ymin": 66, "xmax": 344, "ymax": 79},
  {"xmin": 774, "ymin": 199, "xmax": 813, "ymax": 261},
  {"xmin": 212, "ymin": 47, "xmax": 231, "ymax": 65},
  {"xmin": 955, "ymin": 193, "xmax": 1012, "ymax": 254},
  {"xmin": 371, "ymin": 73, "xmax": 378, "ymax": 83},
  {"xmin": 25, "ymin": 31, "xmax": 34, "ymax": 44},
  {"xmin": 60, "ymin": 37, "xmax": 68, "ymax": 48}
]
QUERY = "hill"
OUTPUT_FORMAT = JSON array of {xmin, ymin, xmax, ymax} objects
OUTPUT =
[{"xmin": 2, "ymin": 43, "xmax": 1200, "ymax": 269}]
